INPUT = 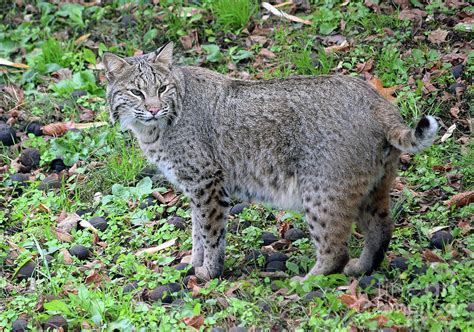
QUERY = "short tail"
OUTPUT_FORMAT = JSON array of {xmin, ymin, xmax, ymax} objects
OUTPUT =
[{"xmin": 386, "ymin": 115, "xmax": 438, "ymax": 153}]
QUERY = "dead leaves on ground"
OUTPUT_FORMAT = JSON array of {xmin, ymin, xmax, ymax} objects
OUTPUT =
[
  {"xmin": 446, "ymin": 191, "xmax": 474, "ymax": 208},
  {"xmin": 367, "ymin": 76, "xmax": 399, "ymax": 102}
]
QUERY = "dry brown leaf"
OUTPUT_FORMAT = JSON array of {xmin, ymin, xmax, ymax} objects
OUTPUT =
[
  {"xmin": 324, "ymin": 40, "xmax": 350, "ymax": 54},
  {"xmin": 446, "ymin": 191, "xmax": 474, "ymax": 208},
  {"xmin": 187, "ymin": 276, "xmax": 202, "ymax": 297},
  {"xmin": 261, "ymin": 2, "xmax": 312, "ymax": 25},
  {"xmin": 339, "ymin": 294, "xmax": 357, "ymax": 306},
  {"xmin": 42, "ymin": 122, "xmax": 73, "ymax": 137},
  {"xmin": 450, "ymin": 106, "xmax": 460, "ymax": 118},
  {"xmin": 428, "ymin": 29, "xmax": 449, "ymax": 44},
  {"xmin": 423, "ymin": 249, "xmax": 445, "ymax": 263},
  {"xmin": 182, "ymin": 316, "xmax": 204, "ymax": 330},
  {"xmin": 259, "ymin": 48, "xmax": 276, "ymax": 59},
  {"xmin": 399, "ymin": 9, "xmax": 427, "ymax": 21},
  {"xmin": 369, "ymin": 315, "xmax": 389, "ymax": 328},
  {"xmin": 261, "ymin": 239, "xmax": 292, "ymax": 254},
  {"xmin": 38, "ymin": 203, "xmax": 51, "ymax": 213},
  {"xmin": 367, "ymin": 76, "xmax": 399, "ymax": 102},
  {"xmin": 75, "ymin": 33, "xmax": 91, "ymax": 45},
  {"xmin": 51, "ymin": 227, "xmax": 73, "ymax": 242},
  {"xmin": 355, "ymin": 58, "xmax": 374, "ymax": 73},
  {"xmin": 364, "ymin": 0, "xmax": 381, "ymax": 13},
  {"xmin": 79, "ymin": 219, "xmax": 99, "ymax": 234},
  {"xmin": 136, "ymin": 238, "xmax": 177, "ymax": 256},
  {"xmin": 60, "ymin": 248, "xmax": 73, "ymax": 265},
  {"xmin": 457, "ymin": 219, "xmax": 473, "ymax": 233},
  {"xmin": 0, "ymin": 58, "xmax": 29, "ymax": 69},
  {"xmin": 85, "ymin": 269, "xmax": 102, "ymax": 284},
  {"xmin": 278, "ymin": 222, "xmax": 290, "ymax": 238},
  {"xmin": 57, "ymin": 213, "xmax": 82, "ymax": 233}
]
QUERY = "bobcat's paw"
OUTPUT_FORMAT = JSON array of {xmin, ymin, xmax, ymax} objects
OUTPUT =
[
  {"xmin": 194, "ymin": 266, "xmax": 212, "ymax": 281},
  {"xmin": 343, "ymin": 258, "xmax": 366, "ymax": 276}
]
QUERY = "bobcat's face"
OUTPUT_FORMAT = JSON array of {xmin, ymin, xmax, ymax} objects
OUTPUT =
[{"xmin": 103, "ymin": 43, "xmax": 177, "ymax": 130}]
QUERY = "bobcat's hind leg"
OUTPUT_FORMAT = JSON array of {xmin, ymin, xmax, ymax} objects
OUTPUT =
[
  {"xmin": 301, "ymin": 188, "xmax": 358, "ymax": 279},
  {"xmin": 344, "ymin": 158, "xmax": 398, "ymax": 276}
]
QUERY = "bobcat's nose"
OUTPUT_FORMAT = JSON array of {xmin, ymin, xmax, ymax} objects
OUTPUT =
[{"xmin": 147, "ymin": 106, "xmax": 161, "ymax": 115}]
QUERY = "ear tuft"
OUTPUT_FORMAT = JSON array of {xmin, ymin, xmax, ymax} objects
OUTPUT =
[
  {"xmin": 102, "ymin": 53, "xmax": 130, "ymax": 79},
  {"xmin": 148, "ymin": 42, "xmax": 174, "ymax": 68}
]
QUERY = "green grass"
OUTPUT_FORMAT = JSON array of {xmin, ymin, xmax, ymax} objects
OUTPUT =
[{"xmin": 0, "ymin": 0, "xmax": 473, "ymax": 330}]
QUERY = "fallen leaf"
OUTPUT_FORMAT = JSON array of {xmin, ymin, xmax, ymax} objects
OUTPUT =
[
  {"xmin": 423, "ymin": 249, "xmax": 445, "ymax": 263},
  {"xmin": 367, "ymin": 76, "xmax": 399, "ymax": 102},
  {"xmin": 79, "ymin": 107, "xmax": 95, "ymax": 122},
  {"xmin": 278, "ymin": 222, "xmax": 290, "ymax": 238},
  {"xmin": 0, "ymin": 58, "xmax": 29, "ymax": 69},
  {"xmin": 57, "ymin": 213, "xmax": 82, "ymax": 233},
  {"xmin": 399, "ymin": 9, "xmax": 427, "ymax": 21},
  {"xmin": 79, "ymin": 219, "xmax": 99, "ymax": 234},
  {"xmin": 257, "ymin": 271, "xmax": 289, "ymax": 278},
  {"xmin": 261, "ymin": 2, "xmax": 312, "ymax": 25},
  {"xmin": 339, "ymin": 293, "xmax": 357, "ymax": 306},
  {"xmin": 75, "ymin": 33, "xmax": 91, "ymax": 45},
  {"xmin": 450, "ymin": 106, "xmax": 460, "ymax": 118},
  {"xmin": 136, "ymin": 238, "xmax": 177, "ymax": 256},
  {"xmin": 60, "ymin": 248, "xmax": 73, "ymax": 265},
  {"xmin": 51, "ymin": 227, "xmax": 73, "ymax": 242},
  {"xmin": 324, "ymin": 40, "xmax": 350, "ymax": 54},
  {"xmin": 38, "ymin": 203, "xmax": 51, "ymax": 213},
  {"xmin": 261, "ymin": 239, "xmax": 292, "ymax": 254},
  {"xmin": 428, "ymin": 29, "xmax": 449, "ymax": 44},
  {"xmin": 440, "ymin": 124, "xmax": 456, "ymax": 142},
  {"xmin": 364, "ymin": 0, "xmax": 381, "ymax": 13},
  {"xmin": 73, "ymin": 122, "xmax": 108, "ymax": 129},
  {"xmin": 355, "ymin": 58, "xmax": 374, "ymax": 73},
  {"xmin": 259, "ymin": 48, "xmax": 276, "ymax": 59},
  {"xmin": 187, "ymin": 276, "xmax": 202, "ymax": 297},
  {"xmin": 457, "ymin": 219, "xmax": 473, "ymax": 233},
  {"xmin": 42, "ymin": 122, "xmax": 73, "ymax": 137},
  {"xmin": 182, "ymin": 316, "xmax": 204, "ymax": 330},
  {"xmin": 393, "ymin": 0, "xmax": 410, "ymax": 9},
  {"xmin": 85, "ymin": 269, "xmax": 102, "ymax": 284},
  {"xmin": 369, "ymin": 315, "xmax": 389, "ymax": 328},
  {"xmin": 446, "ymin": 191, "xmax": 474, "ymax": 208}
]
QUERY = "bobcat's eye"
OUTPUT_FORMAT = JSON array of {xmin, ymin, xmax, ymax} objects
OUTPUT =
[
  {"xmin": 130, "ymin": 89, "xmax": 144, "ymax": 97},
  {"xmin": 158, "ymin": 85, "xmax": 167, "ymax": 94}
]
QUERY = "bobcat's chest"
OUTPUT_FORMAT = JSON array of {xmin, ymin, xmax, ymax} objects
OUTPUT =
[{"xmin": 156, "ymin": 159, "xmax": 179, "ymax": 187}]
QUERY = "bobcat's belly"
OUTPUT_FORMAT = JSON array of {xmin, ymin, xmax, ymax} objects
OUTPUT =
[
  {"xmin": 156, "ymin": 160, "xmax": 179, "ymax": 187},
  {"xmin": 230, "ymin": 175, "xmax": 302, "ymax": 212}
]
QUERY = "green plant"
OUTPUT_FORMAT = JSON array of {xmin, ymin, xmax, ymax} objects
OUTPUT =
[{"xmin": 211, "ymin": 0, "xmax": 257, "ymax": 32}]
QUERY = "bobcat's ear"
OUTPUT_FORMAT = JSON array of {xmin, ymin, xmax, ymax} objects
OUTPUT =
[
  {"xmin": 148, "ymin": 42, "xmax": 173, "ymax": 68},
  {"xmin": 102, "ymin": 53, "xmax": 130, "ymax": 80}
]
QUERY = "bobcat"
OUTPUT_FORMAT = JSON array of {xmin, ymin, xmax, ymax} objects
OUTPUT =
[{"xmin": 103, "ymin": 42, "xmax": 438, "ymax": 281}]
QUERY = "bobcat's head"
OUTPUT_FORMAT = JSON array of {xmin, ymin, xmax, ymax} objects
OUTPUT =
[{"xmin": 103, "ymin": 42, "xmax": 178, "ymax": 131}]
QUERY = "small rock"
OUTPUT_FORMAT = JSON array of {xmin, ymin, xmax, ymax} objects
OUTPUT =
[
  {"xmin": 88, "ymin": 216, "xmax": 108, "ymax": 232},
  {"xmin": 261, "ymin": 232, "xmax": 279, "ymax": 246},
  {"xmin": 304, "ymin": 290, "xmax": 324, "ymax": 302},
  {"xmin": 390, "ymin": 257, "xmax": 409, "ymax": 271},
  {"xmin": 412, "ymin": 264, "xmax": 428, "ymax": 276},
  {"xmin": 76, "ymin": 208, "xmax": 93, "ymax": 217},
  {"xmin": 71, "ymin": 89, "xmax": 87, "ymax": 98},
  {"xmin": 257, "ymin": 301, "xmax": 271, "ymax": 312},
  {"xmin": 10, "ymin": 173, "xmax": 30, "ymax": 185},
  {"xmin": 45, "ymin": 255, "xmax": 54, "ymax": 264},
  {"xmin": 359, "ymin": 275, "xmax": 380, "ymax": 290},
  {"xmin": 136, "ymin": 166, "xmax": 157, "ymax": 181},
  {"xmin": 168, "ymin": 216, "xmax": 186, "ymax": 230},
  {"xmin": 230, "ymin": 203, "xmax": 250, "ymax": 215},
  {"xmin": 467, "ymin": 303, "xmax": 474, "ymax": 312},
  {"xmin": 174, "ymin": 263, "xmax": 194, "ymax": 276},
  {"xmin": 148, "ymin": 283, "xmax": 182, "ymax": 303},
  {"xmin": 284, "ymin": 228, "xmax": 306, "ymax": 241},
  {"xmin": 228, "ymin": 220, "xmax": 251, "ymax": 233},
  {"xmin": 266, "ymin": 252, "xmax": 288, "ymax": 264},
  {"xmin": 0, "ymin": 123, "xmax": 17, "ymax": 146},
  {"xmin": 182, "ymin": 275, "xmax": 193, "ymax": 288},
  {"xmin": 171, "ymin": 298, "xmax": 185, "ymax": 306},
  {"xmin": 12, "ymin": 318, "xmax": 29, "ymax": 332},
  {"xmin": 19, "ymin": 148, "xmax": 40, "ymax": 171},
  {"xmin": 245, "ymin": 250, "xmax": 265, "ymax": 264},
  {"xmin": 139, "ymin": 196, "xmax": 156, "ymax": 209},
  {"xmin": 430, "ymin": 230, "xmax": 453, "ymax": 249},
  {"xmin": 448, "ymin": 82, "xmax": 464, "ymax": 94},
  {"xmin": 451, "ymin": 64, "xmax": 463, "ymax": 79},
  {"xmin": 43, "ymin": 315, "xmax": 68, "ymax": 331},
  {"xmin": 120, "ymin": 15, "xmax": 136, "ymax": 28},
  {"xmin": 270, "ymin": 281, "xmax": 281, "ymax": 292},
  {"xmin": 25, "ymin": 122, "xmax": 43, "ymax": 136},
  {"xmin": 211, "ymin": 328, "xmax": 226, "ymax": 332},
  {"xmin": 38, "ymin": 174, "xmax": 62, "ymax": 191},
  {"xmin": 17, "ymin": 261, "xmax": 35, "ymax": 279},
  {"xmin": 50, "ymin": 158, "xmax": 67, "ymax": 173},
  {"xmin": 265, "ymin": 260, "xmax": 286, "ymax": 272},
  {"xmin": 229, "ymin": 328, "xmax": 248, "ymax": 332},
  {"xmin": 69, "ymin": 245, "xmax": 90, "ymax": 260},
  {"xmin": 123, "ymin": 281, "xmax": 139, "ymax": 293}
]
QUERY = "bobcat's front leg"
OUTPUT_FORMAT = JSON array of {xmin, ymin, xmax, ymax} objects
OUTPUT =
[{"xmin": 190, "ymin": 174, "xmax": 230, "ymax": 280}]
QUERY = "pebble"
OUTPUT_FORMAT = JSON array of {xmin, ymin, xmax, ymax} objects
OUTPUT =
[
  {"xmin": 71, "ymin": 89, "xmax": 87, "ymax": 98},
  {"xmin": 69, "ymin": 245, "xmax": 90, "ymax": 260},
  {"xmin": 17, "ymin": 261, "xmax": 35, "ymax": 280},
  {"xmin": 261, "ymin": 232, "xmax": 279, "ymax": 246},
  {"xmin": 88, "ymin": 216, "xmax": 108, "ymax": 232},
  {"xmin": 229, "ymin": 203, "xmax": 250, "ymax": 215},
  {"xmin": 0, "ymin": 123, "xmax": 17, "ymax": 146},
  {"xmin": 174, "ymin": 263, "xmax": 195, "ymax": 276},
  {"xmin": 266, "ymin": 252, "xmax": 288, "ymax": 264},
  {"xmin": 38, "ymin": 174, "xmax": 62, "ymax": 191},
  {"xmin": 148, "ymin": 283, "xmax": 182, "ymax": 303},
  {"xmin": 123, "ymin": 281, "xmax": 139, "ymax": 293},
  {"xmin": 12, "ymin": 318, "xmax": 29, "ymax": 332},
  {"xmin": 76, "ymin": 208, "xmax": 93, "ymax": 217},
  {"xmin": 265, "ymin": 260, "xmax": 286, "ymax": 272},
  {"xmin": 25, "ymin": 122, "xmax": 43, "ymax": 136},
  {"xmin": 10, "ymin": 173, "xmax": 30, "ymax": 185},
  {"xmin": 19, "ymin": 148, "xmax": 40, "ymax": 171},
  {"xmin": 359, "ymin": 275, "xmax": 380, "ymax": 290},
  {"xmin": 229, "ymin": 327, "xmax": 248, "ymax": 332},
  {"xmin": 451, "ymin": 64, "xmax": 463, "ymax": 79},
  {"xmin": 304, "ymin": 290, "xmax": 324, "ymax": 302},
  {"xmin": 50, "ymin": 158, "xmax": 67, "ymax": 173},
  {"xmin": 430, "ymin": 230, "xmax": 453, "ymax": 249},
  {"xmin": 390, "ymin": 257, "xmax": 409, "ymax": 271},
  {"xmin": 168, "ymin": 216, "xmax": 186, "ymax": 230},
  {"xmin": 43, "ymin": 315, "xmax": 68, "ymax": 331},
  {"xmin": 139, "ymin": 196, "xmax": 156, "ymax": 209},
  {"xmin": 283, "ymin": 228, "xmax": 306, "ymax": 241}
]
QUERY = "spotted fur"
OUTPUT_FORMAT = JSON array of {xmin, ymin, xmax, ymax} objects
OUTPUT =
[{"xmin": 103, "ymin": 43, "xmax": 437, "ymax": 281}]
